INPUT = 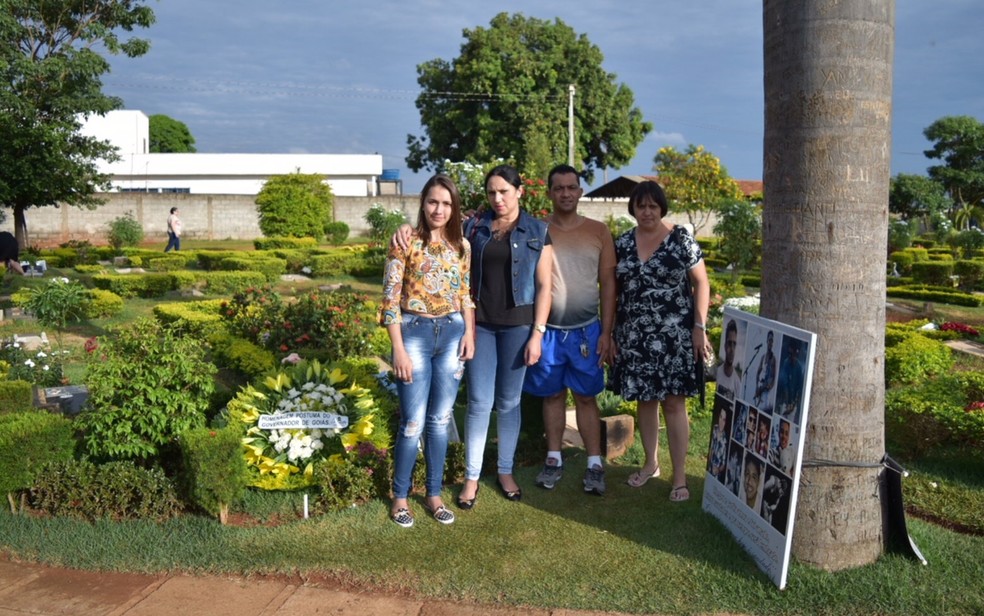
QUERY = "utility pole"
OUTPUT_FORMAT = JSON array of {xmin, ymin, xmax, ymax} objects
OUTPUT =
[{"xmin": 568, "ymin": 84, "xmax": 576, "ymax": 166}]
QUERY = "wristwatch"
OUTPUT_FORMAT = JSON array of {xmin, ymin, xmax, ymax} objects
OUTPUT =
[{"xmin": 534, "ymin": 324, "xmax": 547, "ymax": 334}]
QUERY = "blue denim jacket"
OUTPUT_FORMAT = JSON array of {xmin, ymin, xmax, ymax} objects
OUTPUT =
[{"xmin": 464, "ymin": 210, "xmax": 549, "ymax": 307}]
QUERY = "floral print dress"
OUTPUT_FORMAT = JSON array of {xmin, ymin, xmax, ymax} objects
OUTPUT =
[{"xmin": 609, "ymin": 225, "xmax": 703, "ymax": 401}]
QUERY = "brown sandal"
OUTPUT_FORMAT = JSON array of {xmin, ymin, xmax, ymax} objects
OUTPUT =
[{"xmin": 669, "ymin": 484, "xmax": 690, "ymax": 502}]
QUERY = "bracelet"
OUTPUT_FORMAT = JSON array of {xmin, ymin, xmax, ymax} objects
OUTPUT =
[{"xmin": 694, "ymin": 323, "xmax": 706, "ymax": 331}]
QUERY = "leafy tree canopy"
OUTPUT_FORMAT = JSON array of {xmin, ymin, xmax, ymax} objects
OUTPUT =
[
  {"xmin": 255, "ymin": 172, "xmax": 334, "ymax": 240},
  {"xmin": 653, "ymin": 144, "xmax": 744, "ymax": 235},
  {"xmin": 149, "ymin": 114, "xmax": 196, "ymax": 153},
  {"xmin": 923, "ymin": 115, "xmax": 984, "ymax": 209},
  {"xmin": 0, "ymin": 0, "xmax": 154, "ymax": 247},
  {"xmin": 888, "ymin": 173, "xmax": 951, "ymax": 221},
  {"xmin": 407, "ymin": 12, "xmax": 651, "ymax": 183}
]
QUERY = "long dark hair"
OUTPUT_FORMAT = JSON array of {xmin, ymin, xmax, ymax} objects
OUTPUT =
[{"xmin": 416, "ymin": 174, "xmax": 465, "ymax": 257}]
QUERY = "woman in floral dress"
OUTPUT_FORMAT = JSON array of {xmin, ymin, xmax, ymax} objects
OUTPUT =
[{"xmin": 610, "ymin": 181, "xmax": 712, "ymax": 502}]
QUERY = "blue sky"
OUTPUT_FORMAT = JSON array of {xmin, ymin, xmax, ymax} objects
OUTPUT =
[{"xmin": 103, "ymin": 1, "xmax": 981, "ymax": 191}]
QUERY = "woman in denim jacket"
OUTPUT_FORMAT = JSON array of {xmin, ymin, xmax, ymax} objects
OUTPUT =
[{"xmin": 456, "ymin": 164, "xmax": 552, "ymax": 508}]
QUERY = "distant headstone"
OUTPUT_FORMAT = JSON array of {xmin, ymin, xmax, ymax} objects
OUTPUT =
[{"xmin": 39, "ymin": 385, "xmax": 89, "ymax": 416}]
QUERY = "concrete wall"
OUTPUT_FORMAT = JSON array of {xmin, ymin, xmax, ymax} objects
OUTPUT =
[{"xmin": 1, "ymin": 193, "xmax": 707, "ymax": 247}]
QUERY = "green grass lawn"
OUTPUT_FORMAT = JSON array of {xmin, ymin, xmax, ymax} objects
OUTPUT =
[{"xmin": 2, "ymin": 423, "xmax": 981, "ymax": 615}]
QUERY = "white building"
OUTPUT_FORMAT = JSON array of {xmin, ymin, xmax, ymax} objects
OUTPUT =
[{"xmin": 79, "ymin": 110, "xmax": 385, "ymax": 197}]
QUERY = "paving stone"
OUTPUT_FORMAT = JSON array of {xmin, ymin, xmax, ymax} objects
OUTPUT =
[
  {"xmin": 123, "ymin": 575, "xmax": 289, "ymax": 616},
  {"xmin": 270, "ymin": 586, "xmax": 421, "ymax": 615},
  {"xmin": 0, "ymin": 565, "xmax": 162, "ymax": 616}
]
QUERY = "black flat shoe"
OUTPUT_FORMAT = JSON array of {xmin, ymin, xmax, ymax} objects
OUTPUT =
[
  {"xmin": 496, "ymin": 478, "xmax": 522, "ymax": 502},
  {"xmin": 456, "ymin": 484, "xmax": 479, "ymax": 510}
]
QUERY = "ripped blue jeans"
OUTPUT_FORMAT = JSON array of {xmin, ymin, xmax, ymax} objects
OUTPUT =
[{"xmin": 391, "ymin": 312, "xmax": 465, "ymax": 499}]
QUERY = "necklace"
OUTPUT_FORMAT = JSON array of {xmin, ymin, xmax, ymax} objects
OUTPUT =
[{"xmin": 491, "ymin": 217, "xmax": 518, "ymax": 241}]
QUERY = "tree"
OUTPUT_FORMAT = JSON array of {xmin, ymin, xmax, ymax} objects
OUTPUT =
[
  {"xmin": 888, "ymin": 173, "xmax": 951, "ymax": 222},
  {"xmin": 407, "ymin": 12, "xmax": 651, "ymax": 183},
  {"xmin": 652, "ymin": 144, "xmax": 744, "ymax": 236},
  {"xmin": 923, "ymin": 115, "xmax": 984, "ymax": 213},
  {"xmin": 713, "ymin": 200, "xmax": 761, "ymax": 282},
  {"xmin": 149, "ymin": 114, "xmax": 196, "ymax": 153},
  {"xmin": 255, "ymin": 172, "xmax": 334, "ymax": 240},
  {"xmin": 0, "ymin": 0, "xmax": 155, "ymax": 248},
  {"xmin": 762, "ymin": 1, "xmax": 892, "ymax": 570}
]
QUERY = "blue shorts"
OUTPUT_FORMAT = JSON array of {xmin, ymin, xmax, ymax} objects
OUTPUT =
[{"xmin": 523, "ymin": 320, "xmax": 605, "ymax": 397}]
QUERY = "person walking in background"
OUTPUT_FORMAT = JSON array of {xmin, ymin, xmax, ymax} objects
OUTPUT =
[
  {"xmin": 0, "ymin": 232, "xmax": 25, "ymax": 276},
  {"xmin": 524, "ymin": 164, "xmax": 615, "ymax": 496},
  {"xmin": 609, "ymin": 181, "xmax": 712, "ymax": 502},
  {"xmin": 380, "ymin": 174, "xmax": 475, "ymax": 528},
  {"xmin": 165, "ymin": 207, "xmax": 182, "ymax": 252},
  {"xmin": 457, "ymin": 164, "xmax": 552, "ymax": 508}
]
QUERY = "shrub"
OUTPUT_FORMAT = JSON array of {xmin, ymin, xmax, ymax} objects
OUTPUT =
[
  {"xmin": 888, "ymin": 218, "xmax": 916, "ymax": 253},
  {"xmin": 0, "ymin": 340, "xmax": 66, "ymax": 388},
  {"xmin": 30, "ymin": 459, "xmax": 182, "ymax": 522},
  {"xmin": 313, "ymin": 440, "xmax": 391, "ymax": 513},
  {"xmin": 202, "ymin": 271, "xmax": 267, "ymax": 295},
  {"xmin": 144, "ymin": 255, "xmax": 190, "ymax": 272},
  {"xmin": 954, "ymin": 259, "xmax": 984, "ymax": 291},
  {"xmin": 713, "ymin": 200, "xmax": 761, "ymax": 281},
  {"xmin": 153, "ymin": 300, "xmax": 225, "ymax": 337},
  {"xmin": 884, "ymin": 332, "xmax": 953, "ymax": 386},
  {"xmin": 910, "ymin": 260, "xmax": 955, "ymax": 286},
  {"xmin": 23, "ymin": 278, "xmax": 89, "ymax": 330},
  {"xmin": 954, "ymin": 228, "xmax": 984, "ymax": 257},
  {"xmin": 309, "ymin": 252, "xmax": 360, "ymax": 278},
  {"xmin": 179, "ymin": 426, "xmax": 248, "ymax": 523},
  {"xmin": 885, "ymin": 380, "xmax": 960, "ymax": 458},
  {"xmin": 55, "ymin": 239, "xmax": 97, "ymax": 266},
  {"xmin": 91, "ymin": 273, "xmax": 178, "ymax": 298},
  {"xmin": 253, "ymin": 236, "xmax": 318, "ymax": 250},
  {"xmin": 83, "ymin": 288, "xmax": 125, "ymax": 319},
  {"xmin": 256, "ymin": 172, "xmax": 334, "ymax": 240},
  {"xmin": 324, "ymin": 221, "xmax": 350, "ymax": 245},
  {"xmin": 0, "ymin": 411, "xmax": 75, "ymax": 512},
  {"xmin": 364, "ymin": 203, "xmax": 407, "ymax": 244},
  {"xmin": 78, "ymin": 319, "xmax": 216, "ymax": 462},
  {"xmin": 207, "ymin": 331, "xmax": 276, "ymax": 379},
  {"xmin": 605, "ymin": 214, "xmax": 636, "ymax": 238},
  {"xmin": 0, "ymin": 381, "xmax": 33, "ymax": 414},
  {"xmin": 217, "ymin": 256, "xmax": 286, "ymax": 282},
  {"xmin": 889, "ymin": 250, "xmax": 915, "ymax": 275},
  {"xmin": 106, "ymin": 212, "xmax": 144, "ymax": 253}
]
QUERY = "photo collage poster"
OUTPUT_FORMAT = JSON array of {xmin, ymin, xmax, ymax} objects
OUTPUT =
[{"xmin": 701, "ymin": 306, "xmax": 817, "ymax": 589}]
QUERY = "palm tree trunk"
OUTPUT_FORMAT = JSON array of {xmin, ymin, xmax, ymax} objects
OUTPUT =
[{"xmin": 762, "ymin": 0, "xmax": 894, "ymax": 570}]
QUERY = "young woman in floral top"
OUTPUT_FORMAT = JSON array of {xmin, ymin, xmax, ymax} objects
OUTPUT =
[{"xmin": 380, "ymin": 174, "xmax": 475, "ymax": 528}]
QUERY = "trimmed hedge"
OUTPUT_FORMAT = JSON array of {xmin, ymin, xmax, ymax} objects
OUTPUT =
[
  {"xmin": 153, "ymin": 300, "xmax": 226, "ymax": 337},
  {"xmin": 179, "ymin": 426, "xmax": 248, "ymax": 523},
  {"xmin": 884, "ymin": 331, "xmax": 953, "ymax": 386},
  {"xmin": 910, "ymin": 261, "xmax": 954, "ymax": 286},
  {"xmin": 886, "ymin": 285, "xmax": 984, "ymax": 307},
  {"xmin": 207, "ymin": 331, "xmax": 276, "ymax": 379},
  {"xmin": 0, "ymin": 380, "xmax": 35, "ymax": 415},
  {"xmin": 0, "ymin": 411, "xmax": 76, "ymax": 506},
  {"xmin": 84, "ymin": 288, "xmax": 125, "ymax": 319},
  {"xmin": 254, "ymin": 236, "xmax": 318, "ymax": 250},
  {"xmin": 203, "ymin": 271, "xmax": 267, "ymax": 295},
  {"xmin": 91, "ymin": 273, "xmax": 179, "ymax": 298},
  {"xmin": 217, "ymin": 256, "xmax": 287, "ymax": 282}
]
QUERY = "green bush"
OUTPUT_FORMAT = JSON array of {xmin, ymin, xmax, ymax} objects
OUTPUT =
[
  {"xmin": 153, "ymin": 300, "xmax": 225, "ymax": 337},
  {"xmin": 324, "ymin": 221, "xmax": 350, "ymax": 245},
  {"xmin": 253, "ymin": 236, "xmax": 318, "ymax": 250},
  {"xmin": 889, "ymin": 250, "xmax": 915, "ymax": 275},
  {"xmin": 0, "ymin": 340, "xmax": 65, "ymax": 388},
  {"xmin": 83, "ymin": 288, "xmax": 125, "ymax": 319},
  {"xmin": 363, "ymin": 203, "xmax": 407, "ymax": 243},
  {"xmin": 0, "ymin": 381, "xmax": 33, "ymax": 414},
  {"xmin": 884, "ymin": 332, "xmax": 953, "ymax": 386},
  {"xmin": 910, "ymin": 260, "xmax": 955, "ymax": 286},
  {"xmin": 269, "ymin": 249, "xmax": 310, "ymax": 274},
  {"xmin": 309, "ymin": 251, "xmax": 360, "ymax": 278},
  {"xmin": 196, "ymin": 250, "xmax": 240, "ymax": 271},
  {"xmin": 30, "ymin": 459, "xmax": 182, "ymax": 522},
  {"xmin": 179, "ymin": 426, "xmax": 248, "ymax": 523},
  {"xmin": 313, "ymin": 443, "xmax": 389, "ymax": 513},
  {"xmin": 347, "ymin": 246, "xmax": 387, "ymax": 278},
  {"xmin": 217, "ymin": 256, "xmax": 286, "ymax": 282},
  {"xmin": 78, "ymin": 319, "xmax": 216, "ymax": 462},
  {"xmin": 23, "ymin": 278, "xmax": 88, "ymax": 330},
  {"xmin": 202, "ymin": 271, "xmax": 267, "ymax": 295},
  {"xmin": 0, "ymin": 411, "xmax": 75, "ymax": 511},
  {"xmin": 144, "ymin": 255, "xmax": 190, "ymax": 272},
  {"xmin": 885, "ymin": 380, "xmax": 961, "ymax": 458},
  {"xmin": 91, "ymin": 273, "xmax": 178, "ymax": 298},
  {"xmin": 886, "ymin": 285, "xmax": 984, "ymax": 307},
  {"xmin": 903, "ymin": 246, "xmax": 929, "ymax": 262},
  {"xmin": 954, "ymin": 259, "xmax": 984, "ymax": 291},
  {"xmin": 207, "ymin": 331, "xmax": 276, "ymax": 379},
  {"xmin": 106, "ymin": 212, "xmax": 144, "ymax": 253},
  {"xmin": 256, "ymin": 172, "xmax": 334, "ymax": 240}
]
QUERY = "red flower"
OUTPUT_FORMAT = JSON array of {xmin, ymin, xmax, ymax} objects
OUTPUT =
[
  {"xmin": 84, "ymin": 337, "xmax": 98, "ymax": 354},
  {"xmin": 280, "ymin": 344, "xmax": 289, "ymax": 352}
]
